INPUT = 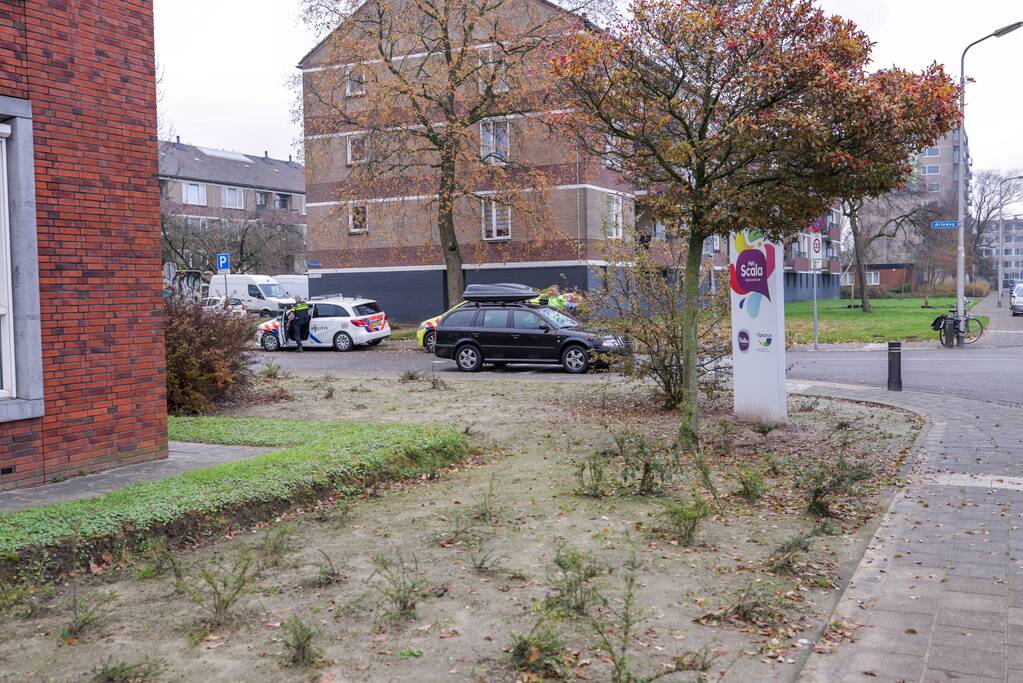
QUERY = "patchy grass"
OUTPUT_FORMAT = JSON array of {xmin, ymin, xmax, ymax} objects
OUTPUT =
[
  {"xmin": 0, "ymin": 418, "xmax": 468, "ymax": 577},
  {"xmin": 786, "ymin": 297, "xmax": 987, "ymax": 344}
]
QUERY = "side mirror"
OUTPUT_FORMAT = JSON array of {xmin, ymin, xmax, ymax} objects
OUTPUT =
[{"xmin": 538, "ymin": 324, "xmax": 550, "ymax": 332}]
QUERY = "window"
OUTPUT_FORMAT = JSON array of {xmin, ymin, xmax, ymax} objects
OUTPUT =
[
  {"xmin": 841, "ymin": 271, "xmax": 854, "ymax": 286},
  {"xmin": 247, "ymin": 284, "xmax": 262, "ymax": 298},
  {"xmin": 274, "ymin": 193, "xmax": 291, "ymax": 210},
  {"xmin": 256, "ymin": 191, "xmax": 270, "ymax": 209},
  {"xmin": 606, "ymin": 194, "xmax": 624, "ymax": 239},
  {"xmin": 478, "ymin": 49, "xmax": 509, "ymax": 93},
  {"xmin": 480, "ymin": 309, "xmax": 509, "ymax": 328},
  {"xmin": 652, "ymin": 221, "xmax": 666, "ymax": 241},
  {"xmin": 222, "ymin": 186, "xmax": 244, "ymax": 209},
  {"xmin": 927, "ymin": 182, "xmax": 941, "ymax": 193},
  {"xmin": 313, "ymin": 303, "xmax": 344, "ymax": 318},
  {"xmin": 866, "ymin": 271, "xmax": 880, "ymax": 286},
  {"xmin": 345, "ymin": 65, "xmax": 367, "ymax": 97},
  {"xmin": 481, "ymin": 197, "xmax": 511, "ymax": 240},
  {"xmin": 182, "ymin": 182, "xmax": 206, "ymax": 205},
  {"xmin": 921, "ymin": 165, "xmax": 940, "ymax": 176},
  {"xmin": 922, "ymin": 146, "xmax": 940, "ymax": 157},
  {"xmin": 0, "ymin": 124, "xmax": 14, "ymax": 398},
  {"xmin": 349, "ymin": 204, "xmax": 368, "ymax": 234},
  {"xmin": 480, "ymin": 119, "xmax": 510, "ymax": 164},
  {"xmin": 352, "ymin": 301, "xmax": 381, "ymax": 316},
  {"xmin": 443, "ymin": 309, "xmax": 477, "ymax": 327},
  {"xmin": 511, "ymin": 310, "xmax": 546, "ymax": 330},
  {"xmin": 347, "ymin": 134, "xmax": 367, "ymax": 165},
  {"xmin": 702, "ymin": 235, "xmax": 720, "ymax": 255}
]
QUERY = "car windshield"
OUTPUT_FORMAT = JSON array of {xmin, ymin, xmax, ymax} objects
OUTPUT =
[
  {"xmin": 259, "ymin": 283, "xmax": 287, "ymax": 298},
  {"xmin": 1015, "ymin": 286, "xmax": 1023, "ymax": 296},
  {"xmin": 353, "ymin": 302, "xmax": 381, "ymax": 316},
  {"xmin": 539, "ymin": 307, "xmax": 578, "ymax": 328}
]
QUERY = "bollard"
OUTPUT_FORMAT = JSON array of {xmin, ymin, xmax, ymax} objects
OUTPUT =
[
  {"xmin": 887, "ymin": 341, "xmax": 902, "ymax": 391},
  {"xmin": 943, "ymin": 316, "xmax": 956, "ymax": 348}
]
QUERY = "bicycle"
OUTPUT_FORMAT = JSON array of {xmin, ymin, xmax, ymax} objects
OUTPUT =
[{"xmin": 932, "ymin": 298, "xmax": 984, "ymax": 346}]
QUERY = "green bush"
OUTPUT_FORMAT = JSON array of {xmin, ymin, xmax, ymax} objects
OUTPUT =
[
  {"xmin": 164, "ymin": 297, "xmax": 256, "ymax": 415},
  {"xmin": 0, "ymin": 418, "xmax": 469, "ymax": 576}
]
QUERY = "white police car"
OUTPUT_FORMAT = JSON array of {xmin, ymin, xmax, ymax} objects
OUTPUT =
[{"xmin": 257, "ymin": 296, "xmax": 390, "ymax": 352}]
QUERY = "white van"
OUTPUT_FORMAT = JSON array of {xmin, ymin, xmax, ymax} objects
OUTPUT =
[
  {"xmin": 208, "ymin": 274, "xmax": 295, "ymax": 318},
  {"xmin": 273, "ymin": 274, "xmax": 309, "ymax": 300}
]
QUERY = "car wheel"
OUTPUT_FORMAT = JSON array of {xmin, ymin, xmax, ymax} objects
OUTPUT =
[
  {"xmin": 261, "ymin": 332, "xmax": 280, "ymax": 352},
  {"xmin": 424, "ymin": 331, "xmax": 436, "ymax": 354},
  {"xmin": 455, "ymin": 344, "xmax": 483, "ymax": 372},
  {"xmin": 333, "ymin": 332, "xmax": 354, "ymax": 352},
  {"xmin": 260, "ymin": 309, "xmax": 273, "ymax": 318},
  {"xmin": 561, "ymin": 345, "xmax": 590, "ymax": 374},
  {"xmin": 367, "ymin": 338, "xmax": 383, "ymax": 346}
]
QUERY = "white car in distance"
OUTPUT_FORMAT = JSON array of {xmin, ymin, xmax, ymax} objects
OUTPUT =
[{"xmin": 257, "ymin": 296, "xmax": 390, "ymax": 352}]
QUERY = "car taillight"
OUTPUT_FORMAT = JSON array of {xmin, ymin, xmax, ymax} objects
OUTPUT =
[{"xmin": 351, "ymin": 318, "xmax": 367, "ymax": 327}]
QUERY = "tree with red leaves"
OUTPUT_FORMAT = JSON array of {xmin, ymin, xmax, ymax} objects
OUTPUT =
[{"xmin": 553, "ymin": 0, "xmax": 959, "ymax": 435}]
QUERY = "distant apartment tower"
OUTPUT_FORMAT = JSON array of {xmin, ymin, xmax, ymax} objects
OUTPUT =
[
  {"xmin": 915, "ymin": 129, "xmax": 971, "ymax": 199},
  {"xmin": 159, "ymin": 140, "xmax": 307, "ymax": 274}
]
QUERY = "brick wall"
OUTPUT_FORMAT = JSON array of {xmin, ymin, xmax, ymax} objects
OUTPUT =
[{"xmin": 0, "ymin": 0, "xmax": 167, "ymax": 489}]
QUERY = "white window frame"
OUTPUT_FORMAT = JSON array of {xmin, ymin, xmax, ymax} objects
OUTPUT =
[
  {"xmin": 345, "ymin": 65, "xmax": 367, "ymax": 97},
  {"xmin": 867, "ymin": 271, "xmax": 880, "ymax": 286},
  {"xmin": 347, "ymin": 134, "xmax": 367, "ymax": 165},
  {"xmin": 841, "ymin": 271, "xmax": 854, "ymax": 286},
  {"xmin": 221, "ymin": 185, "xmax": 244, "ymax": 209},
  {"xmin": 480, "ymin": 119, "xmax": 510, "ymax": 165},
  {"xmin": 274, "ymin": 193, "xmax": 292, "ymax": 210},
  {"xmin": 927, "ymin": 182, "xmax": 941, "ymax": 193},
  {"xmin": 481, "ymin": 197, "xmax": 511, "ymax": 241},
  {"xmin": 182, "ymin": 181, "xmax": 207, "ymax": 206},
  {"xmin": 922, "ymin": 146, "xmax": 940, "ymax": 157},
  {"xmin": 606, "ymin": 194, "xmax": 624, "ymax": 240},
  {"xmin": 921, "ymin": 165, "xmax": 940, "ymax": 176},
  {"xmin": 478, "ymin": 49, "xmax": 510, "ymax": 93},
  {"xmin": 0, "ymin": 124, "xmax": 15, "ymax": 398},
  {"xmin": 348, "ymin": 204, "xmax": 368, "ymax": 234}
]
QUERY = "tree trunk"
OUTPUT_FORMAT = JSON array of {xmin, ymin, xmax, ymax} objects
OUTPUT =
[
  {"xmin": 849, "ymin": 211, "xmax": 872, "ymax": 313},
  {"xmin": 437, "ymin": 148, "xmax": 464, "ymax": 308},
  {"xmin": 678, "ymin": 233, "xmax": 704, "ymax": 449}
]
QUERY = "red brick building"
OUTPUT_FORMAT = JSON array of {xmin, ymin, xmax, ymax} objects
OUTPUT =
[{"xmin": 0, "ymin": 0, "xmax": 166, "ymax": 489}]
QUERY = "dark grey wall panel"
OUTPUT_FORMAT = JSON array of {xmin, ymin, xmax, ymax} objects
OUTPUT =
[{"xmin": 310, "ymin": 270, "xmax": 446, "ymax": 323}]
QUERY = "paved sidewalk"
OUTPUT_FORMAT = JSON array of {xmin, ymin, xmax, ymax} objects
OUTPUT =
[
  {"xmin": 0, "ymin": 442, "xmax": 273, "ymax": 513},
  {"xmin": 795, "ymin": 381, "xmax": 1023, "ymax": 683},
  {"xmin": 972, "ymin": 294, "xmax": 1023, "ymax": 347}
]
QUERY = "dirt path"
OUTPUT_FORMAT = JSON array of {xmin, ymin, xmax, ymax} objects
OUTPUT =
[{"xmin": 0, "ymin": 376, "xmax": 920, "ymax": 682}]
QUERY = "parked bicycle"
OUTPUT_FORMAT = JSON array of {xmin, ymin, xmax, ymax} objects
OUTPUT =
[{"xmin": 932, "ymin": 298, "xmax": 984, "ymax": 345}]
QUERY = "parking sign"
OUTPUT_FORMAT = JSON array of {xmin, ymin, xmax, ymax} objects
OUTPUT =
[{"xmin": 216, "ymin": 252, "xmax": 230, "ymax": 274}]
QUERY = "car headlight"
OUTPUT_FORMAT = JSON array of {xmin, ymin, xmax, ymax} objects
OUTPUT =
[{"xmin": 599, "ymin": 337, "xmax": 624, "ymax": 348}]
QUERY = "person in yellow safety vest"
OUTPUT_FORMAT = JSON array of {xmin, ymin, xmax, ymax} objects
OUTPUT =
[{"xmin": 286, "ymin": 296, "xmax": 312, "ymax": 352}]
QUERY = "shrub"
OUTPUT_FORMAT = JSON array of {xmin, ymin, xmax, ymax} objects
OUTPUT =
[
  {"xmin": 371, "ymin": 551, "xmax": 427, "ymax": 622},
  {"xmin": 177, "ymin": 553, "xmax": 257, "ymax": 626},
  {"xmin": 799, "ymin": 456, "xmax": 872, "ymax": 516},
  {"xmin": 281, "ymin": 615, "xmax": 322, "ymax": 667},
  {"xmin": 164, "ymin": 297, "xmax": 255, "ymax": 415},
  {"xmin": 659, "ymin": 496, "xmax": 713, "ymax": 547},
  {"xmin": 91, "ymin": 658, "xmax": 166, "ymax": 682},
  {"xmin": 615, "ymin": 431, "xmax": 676, "ymax": 495},
  {"xmin": 768, "ymin": 530, "xmax": 816, "ymax": 573},
  {"xmin": 509, "ymin": 619, "xmax": 567, "ymax": 677},
  {"xmin": 61, "ymin": 587, "xmax": 107, "ymax": 642},
  {"xmin": 576, "ymin": 450, "xmax": 612, "ymax": 497},
  {"xmin": 731, "ymin": 465, "xmax": 766, "ymax": 503},
  {"xmin": 544, "ymin": 544, "xmax": 606, "ymax": 616}
]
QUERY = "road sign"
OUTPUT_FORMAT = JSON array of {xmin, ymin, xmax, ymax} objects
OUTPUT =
[
  {"xmin": 811, "ymin": 258, "xmax": 823, "ymax": 271},
  {"xmin": 931, "ymin": 221, "xmax": 959, "ymax": 229},
  {"xmin": 306, "ymin": 261, "xmax": 321, "ymax": 269},
  {"xmin": 216, "ymin": 252, "xmax": 230, "ymax": 274},
  {"xmin": 809, "ymin": 216, "xmax": 823, "ymax": 233}
]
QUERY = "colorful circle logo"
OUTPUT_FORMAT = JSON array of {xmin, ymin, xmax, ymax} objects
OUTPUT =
[
  {"xmin": 737, "ymin": 329, "xmax": 750, "ymax": 352},
  {"xmin": 729, "ymin": 230, "xmax": 776, "ymax": 320}
]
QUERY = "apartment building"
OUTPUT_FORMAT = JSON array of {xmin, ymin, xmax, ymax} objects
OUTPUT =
[
  {"xmin": 300, "ymin": 0, "xmax": 634, "ymax": 322},
  {"xmin": 980, "ymin": 217, "xmax": 1023, "ymax": 288},
  {"xmin": 159, "ymin": 140, "xmax": 307, "ymax": 273},
  {"xmin": 1, "ymin": 0, "xmax": 166, "ymax": 489}
]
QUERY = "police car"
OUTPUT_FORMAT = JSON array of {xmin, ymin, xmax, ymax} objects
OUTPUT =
[{"xmin": 257, "ymin": 296, "xmax": 390, "ymax": 352}]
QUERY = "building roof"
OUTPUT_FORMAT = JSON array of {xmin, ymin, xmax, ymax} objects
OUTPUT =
[{"xmin": 159, "ymin": 141, "xmax": 305, "ymax": 194}]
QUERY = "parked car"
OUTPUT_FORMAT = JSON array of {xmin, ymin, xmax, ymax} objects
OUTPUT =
[
  {"xmin": 1011, "ymin": 284, "xmax": 1023, "ymax": 316},
  {"xmin": 208, "ymin": 274, "xmax": 295, "ymax": 318},
  {"xmin": 433, "ymin": 284, "xmax": 624, "ymax": 373},
  {"xmin": 200, "ymin": 296, "xmax": 246, "ymax": 317},
  {"xmin": 257, "ymin": 296, "xmax": 390, "ymax": 351},
  {"xmin": 416, "ymin": 286, "xmax": 582, "ymax": 353}
]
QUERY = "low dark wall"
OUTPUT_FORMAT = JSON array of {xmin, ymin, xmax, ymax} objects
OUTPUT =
[{"xmin": 784, "ymin": 272, "xmax": 840, "ymax": 303}]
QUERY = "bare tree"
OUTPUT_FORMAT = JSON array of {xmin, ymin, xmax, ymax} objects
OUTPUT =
[{"xmin": 967, "ymin": 170, "xmax": 1023, "ymax": 282}]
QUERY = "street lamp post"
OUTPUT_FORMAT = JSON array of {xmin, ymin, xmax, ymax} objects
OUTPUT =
[
  {"xmin": 997, "ymin": 175, "xmax": 1023, "ymax": 307},
  {"xmin": 957, "ymin": 21, "xmax": 1023, "ymax": 345}
]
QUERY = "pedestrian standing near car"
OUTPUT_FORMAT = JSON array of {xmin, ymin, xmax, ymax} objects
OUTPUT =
[{"xmin": 288, "ymin": 296, "xmax": 312, "ymax": 352}]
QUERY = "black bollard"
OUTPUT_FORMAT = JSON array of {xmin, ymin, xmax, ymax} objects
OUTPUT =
[{"xmin": 887, "ymin": 341, "xmax": 902, "ymax": 392}]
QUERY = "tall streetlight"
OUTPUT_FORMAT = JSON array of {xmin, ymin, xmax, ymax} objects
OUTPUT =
[
  {"xmin": 997, "ymin": 175, "xmax": 1023, "ymax": 307},
  {"xmin": 957, "ymin": 21, "xmax": 1023, "ymax": 345}
]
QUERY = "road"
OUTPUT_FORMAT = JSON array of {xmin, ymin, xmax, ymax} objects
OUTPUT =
[{"xmin": 257, "ymin": 297, "xmax": 1023, "ymax": 402}]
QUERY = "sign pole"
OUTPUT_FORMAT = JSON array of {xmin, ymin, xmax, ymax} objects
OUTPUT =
[{"xmin": 812, "ymin": 267, "xmax": 819, "ymax": 350}]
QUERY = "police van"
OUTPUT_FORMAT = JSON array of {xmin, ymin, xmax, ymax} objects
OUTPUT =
[{"xmin": 257, "ymin": 296, "xmax": 390, "ymax": 352}]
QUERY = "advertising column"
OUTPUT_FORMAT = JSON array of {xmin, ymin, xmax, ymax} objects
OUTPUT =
[{"xmin": 729, "ymin": 230, "xmax": 787, "ymax": 423}]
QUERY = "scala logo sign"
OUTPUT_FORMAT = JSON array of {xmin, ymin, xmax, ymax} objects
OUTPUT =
[
  {"xmin": 737, "ymin": 329, "xmax": 750, "ymax": 352},
  {"xmin": 729, "ymin": 231, "xmax": 776, "ymax": 319}
]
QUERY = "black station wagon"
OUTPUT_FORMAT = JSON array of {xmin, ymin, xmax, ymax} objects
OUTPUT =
[{"xmin": 433, "ymin": 284, "xmax": 626, "ymax": 373}]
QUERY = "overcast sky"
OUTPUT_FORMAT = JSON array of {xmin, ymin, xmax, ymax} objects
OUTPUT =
[{"xmin": 155, "ymin": 0, "xmax": 1023, "ymax": 173}]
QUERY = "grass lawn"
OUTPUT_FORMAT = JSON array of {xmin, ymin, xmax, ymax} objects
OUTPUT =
[
  {"xmin": 0, "ymin": 418, "xmax": 468, "ymax": 573},
  {"xmin": 785, "ymin": 296, "xmax": 986, "ymax": 344}
]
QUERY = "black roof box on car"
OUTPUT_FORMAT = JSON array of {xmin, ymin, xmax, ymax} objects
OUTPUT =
[{"xmin": 462, "ymin": 283, "xmax": 538, "ymax": 302}]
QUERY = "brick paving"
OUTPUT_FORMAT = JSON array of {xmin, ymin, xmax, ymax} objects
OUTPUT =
[
  {"xmin": 0, "ymin": 442, "xmax": 272, "ymax": 513},
  {"xmin": 796, "ymin": 381, "xmax": 1023, "ymax": 683}
]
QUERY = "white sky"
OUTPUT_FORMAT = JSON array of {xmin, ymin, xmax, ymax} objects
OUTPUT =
[{"xmin": 155, "ymin": 0, "xmax": 1023, "ymax": 172}]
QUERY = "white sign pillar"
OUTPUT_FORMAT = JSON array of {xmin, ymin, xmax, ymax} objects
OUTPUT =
[{"xmin": 729, "ymin": 230, "xmax": 787, "ymax": 424}]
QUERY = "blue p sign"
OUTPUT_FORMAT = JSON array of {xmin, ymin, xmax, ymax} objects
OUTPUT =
[{"xmin": 216, "ymin": 252, "xmax": 230, "ymax": 273}]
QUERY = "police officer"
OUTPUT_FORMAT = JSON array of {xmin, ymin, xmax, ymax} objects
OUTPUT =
[{"xmin": 287, "ymin": 296, "xmax": 312, "ymax": 352}]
